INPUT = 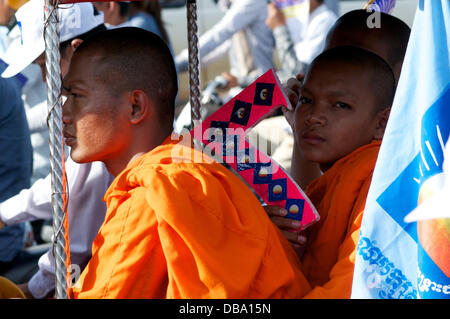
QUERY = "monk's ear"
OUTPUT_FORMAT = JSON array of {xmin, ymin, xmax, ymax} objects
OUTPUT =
[
  {"xmin": 373, "ymin": 107, "xmax": 391, "ymax": 140},
  {"xmin": 109, "ymin": 1, "xmax": 119, "ymax": 13},
  {"xmin": 70, "ymin": 39, "xmax": 83, "ymax": 52},
  {"xmin": 128, "ymin": 90, "xmax": 150, "ymax": 125}
]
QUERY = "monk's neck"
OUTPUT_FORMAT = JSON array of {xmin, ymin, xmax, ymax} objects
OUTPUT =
[
  {"xmin": 105, "ymin": 128, "xmax": 172, "ymax": 176},
  {"xmin": 319, "ymin": 162, "xmax": 332, "ymax": 173}
]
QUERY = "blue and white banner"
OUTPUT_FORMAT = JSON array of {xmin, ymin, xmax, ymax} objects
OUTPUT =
[{"xmin": 351, "ymin": 0, "xmax": 450, "ymax": 299}]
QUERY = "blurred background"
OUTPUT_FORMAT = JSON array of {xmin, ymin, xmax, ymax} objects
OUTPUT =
[{"xmin": 160, "ymin": 0, "xmax": 418, "ymax": 107}]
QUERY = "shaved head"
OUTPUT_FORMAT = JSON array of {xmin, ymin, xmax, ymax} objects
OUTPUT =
[
  {"xmin": 73, "ymin": 27, "xmax": 178, "ymax": 125},
  {"xmin": 325, "ymin": 9, "xmax": 411, "ymax": 82}
]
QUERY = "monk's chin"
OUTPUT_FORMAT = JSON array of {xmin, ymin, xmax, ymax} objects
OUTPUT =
[
  {"xmin": 303, "ymin": 153, "xmax": 335, "ymax": 171},
  {"xmin": 69, "ymin": 150, "xmax": 97, "ymax": 165},
  {"xmin": 303, "ymin": 151, "xmax": 327, "ymax": 165}
]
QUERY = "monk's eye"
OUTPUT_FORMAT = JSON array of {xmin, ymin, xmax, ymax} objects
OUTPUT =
[
  {"xmin": 335, "ymin": 102, "xmax": 351, "ymax": 110},
  {"xmin": 299, "ymin": 96, "xmax": 312, "ymax": 105}
]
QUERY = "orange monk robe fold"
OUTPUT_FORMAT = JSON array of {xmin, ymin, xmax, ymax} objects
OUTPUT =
[
  {"xmin": 72, "ymin": 136, "xmax": 311, "ymax": 299},
  {"xmin": 301, "ymin": 140, "xmax": 381, "ymax": 299}
]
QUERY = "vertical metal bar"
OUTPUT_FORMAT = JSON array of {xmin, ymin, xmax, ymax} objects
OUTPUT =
[
  {"xmin": 186, "ymin": 0, "xmax": 202, "ymax": 143},
  {"xmin": 44, "ymin": 0, "xmax": 67, "ymax": 299}
]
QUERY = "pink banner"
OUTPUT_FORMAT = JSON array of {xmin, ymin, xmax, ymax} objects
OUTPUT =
[{"xmin": 191, "ymin": 69, "xmax": 319, "ymax": 230}]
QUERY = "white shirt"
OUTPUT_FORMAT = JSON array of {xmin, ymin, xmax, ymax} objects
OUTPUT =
[
  {"xmin": 324, "ymin": 0, "xmax": 340, "ymax": 16},
  {"xmin": 293, "ymin": 4, "xmax": 338, "ymax": 65},
  {"xmin": 273, "ymin": 3, "xmax": 338, "ymax": 83},
  {"xmin": 175, "ymin": 0, "xmax": 275, "ymax": 87},
  {"xmin": 0, "ymin": 158, "xmax": 114, "ymax": 298}
]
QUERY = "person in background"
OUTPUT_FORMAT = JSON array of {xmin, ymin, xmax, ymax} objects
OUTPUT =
[
  {"xmin": 0, "ymin": 0, "xmax": 48, "ymax": 185},
  {"xmin": 324, "ymin": 0, "xmax": 339, "ymax": 16},
  {"xmin": 0, "ymin": 51, "xmax": 33, "ymax": 288},
  {"xmin": 0, "ymin": 0, "xmax": 15, "ymax": 28},
  {"xmin": 124, "ymin": 1, "xmax": 171, "ymax": 48},
  {"xmin": 93, "ymin": 0, "xmax": 173, "ymax": 53},
  {"xmin": 266, "ymin": 0, "xmax": 337, "ymax": 84},
  {"xmin": 175, "ymin": 0, "xmax": 274, "ymax": 92}
]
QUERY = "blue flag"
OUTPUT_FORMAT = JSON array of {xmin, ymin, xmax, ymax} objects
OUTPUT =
[{"xmin": 351, "ymin": 0, "xmax": 450, "ymax": 299}]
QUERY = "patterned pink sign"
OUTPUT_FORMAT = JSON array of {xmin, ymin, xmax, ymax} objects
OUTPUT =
[{"xmin": 191, "ymin": 69, "xmax": 319, "ymax": 230}]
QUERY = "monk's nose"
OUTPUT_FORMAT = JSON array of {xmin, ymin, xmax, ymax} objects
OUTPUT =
[{"xmin": 305, "ymin": 106, "xmax": 326, "ymax": 127}]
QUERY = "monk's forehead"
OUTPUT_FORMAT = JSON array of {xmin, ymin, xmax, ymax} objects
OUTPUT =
[
  {"xmin": 73, "ymin": 48, "xmax": 108, "ymax": 67},
  {"xmin": 69, "ymin": 49, "xmax": 110, "ymax": 77},
  {"xmin": 305, "ymin": 59, "xmax": 371, "ymax": 89}
]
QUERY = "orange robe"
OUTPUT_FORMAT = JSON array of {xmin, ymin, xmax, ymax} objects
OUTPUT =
[
  {"xmin": 301, "ymin": 140, "xmax": 381, "ymax": 299},
  {"xmin": 72, "ymin": 137, "xmax": 310, "ymax": 299}
]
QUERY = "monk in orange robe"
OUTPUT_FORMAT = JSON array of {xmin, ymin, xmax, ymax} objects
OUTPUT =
[
  {"xmin": 284, "ymin": 10, "xmax": 410, "ymax": 192},
  {"xmin": 72, "ymin": 136, "xmax": 312, "ymax": 298},
  {"xmin": 268, "ymin": 11, "xmax": 411, "ymax": 299},
  {"xmin": 267, "ymin": 45, "xmax": 396, "ymax": 298},
  {"xmin": 301, "ymin": 140, "xmax": 381, "ymax": 298},
  {"xmin": 59, "ymin": 27, "xmax": 310, "ymax": 299},
  {"xmin": 297, "ymin": 47, "xmax": 395, "ymax": 298}
]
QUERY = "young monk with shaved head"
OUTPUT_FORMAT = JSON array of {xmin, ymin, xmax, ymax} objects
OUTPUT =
[
  {"xmin": 285, "ymin": 10, "xmax": 411, "ymax": 189},
  {"xmin": 265, "ymin": 10, "xmax": 408, "ymax": 299},
  {"xmin": 269, "ymin": 9, "xmax": 411, "ymax": 244},
  {"xmin": 296, "ymin": 46, "xmax": 394, "ymax": 296},
  {"xmin": 325, "ymin": 9, "xmax": 411, "ymax": 82},
  {"xmin": 272, "ymin": 45, "xmax": 396, "ymax": 299},
  {"xmin": 62, "ymin": 27, "xmax": 310, "ymax": 299}
]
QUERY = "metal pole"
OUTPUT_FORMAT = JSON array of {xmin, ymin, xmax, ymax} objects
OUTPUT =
[
  {"xmin": 186, "ymin": 0, "xmax": 202, "ymax": 141},
  {"xmin": 44, "ymin": 0, "xmax": 68, "ymax": 299}
]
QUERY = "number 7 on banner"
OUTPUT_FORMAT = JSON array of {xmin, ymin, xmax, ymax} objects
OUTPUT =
[{"xmin": 191, "ymin": 69, "xmax": 319, "ymax": 230}]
